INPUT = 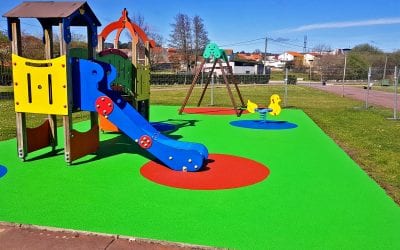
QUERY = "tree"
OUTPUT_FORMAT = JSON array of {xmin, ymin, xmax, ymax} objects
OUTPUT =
[
  {"xmin": 0, "ymin": 31, "xmax": 11, "ymax": 65},
  {"xmin": 0, "ymin": 30, "xmax": 8, "ymax": 43},
  {"xmin": 124, "ymin": 13, "xmax": 164, "ymax": 64},
  {"xmin": 312, "ymin": 43, "xmax": 332, "ymax": 54},
  {"xmin": 192, "ymin": 15, "xmax": 209, "ymax": 70},
  {"xmin": 351, "ymin": 43, "xmax": 382, "ymax": 54},
  {"xmin": 21, "ymin": 34, "xmax": 44, "ymax": 59},
  {"xmin": 316, "ymin": 54, "xmax": 344, "ymax": 80},
  {"xmin": 348, "ymin": 43, "xmax": 385, "ymax": 79},
  {"xmin": 346, "ymin": 53, "xmax": 369, "ymax": 80},
  {"xmin": 169, "ymin": 13, "xmax": 192, "ymax": 71},
  {"xmin": 129, "ymin": 13, "xmax": 163, "ymax": 46}
]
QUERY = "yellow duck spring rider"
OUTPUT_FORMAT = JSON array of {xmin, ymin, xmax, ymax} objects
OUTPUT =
[{"xmin": 247, "ymin": 94, "xmax": 282, "ymax": 121}]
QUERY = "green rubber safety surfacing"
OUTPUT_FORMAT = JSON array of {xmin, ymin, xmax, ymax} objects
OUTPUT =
[{"xmin": 0, "ymin": 106, "xmax": 399, "ymax": 249}]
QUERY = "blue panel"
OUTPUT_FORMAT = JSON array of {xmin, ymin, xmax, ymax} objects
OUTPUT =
[{"xmin": 62, "ymin": 10, "xmax": 98, "ymax": 46}]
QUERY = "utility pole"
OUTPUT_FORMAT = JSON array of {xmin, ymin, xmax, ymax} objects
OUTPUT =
[
  {"xmin": 303, "ymin": 35, "xmax": 307, "ymax": 53},
  {"xmin": 264, "ymin": 36, "xmax": 268, "ymax": 74}
]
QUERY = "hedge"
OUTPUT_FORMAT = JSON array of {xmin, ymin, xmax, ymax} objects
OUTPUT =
[{"xmin": 150, "ymin": 73, "xmax": 270, "ymax": 85}]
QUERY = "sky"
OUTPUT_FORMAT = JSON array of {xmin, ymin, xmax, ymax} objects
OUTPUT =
[{"xmin": 2, "ymin": 0, "xmax": 400, "ymax": 54}]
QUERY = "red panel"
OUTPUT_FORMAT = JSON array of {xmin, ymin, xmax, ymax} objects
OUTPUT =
[
  {"xmin": 98, "ymin": 8, "xmax": 155, "ymax": 48},
  {"xmin": 70, "ymin": 125, "xmax": 99, "ymax": 162},
  {"xmin": 26, "ymin": 119, "xmax": 52, "ymax": 153}
]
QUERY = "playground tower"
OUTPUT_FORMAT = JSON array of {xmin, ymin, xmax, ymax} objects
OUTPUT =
[{"xmin": 3, "ymin": 1, "xmax": 101, "ymax": 163}]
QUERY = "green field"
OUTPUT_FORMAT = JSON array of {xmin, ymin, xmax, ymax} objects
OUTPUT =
[{"xmin": 0, "ymin": 105, "xmax": 399, "ymax": 249}]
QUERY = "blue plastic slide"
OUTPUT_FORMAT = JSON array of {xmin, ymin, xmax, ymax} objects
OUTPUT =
[{"xmin": 71, "ymin": 58, "xmax": 208, "ymax": 172}]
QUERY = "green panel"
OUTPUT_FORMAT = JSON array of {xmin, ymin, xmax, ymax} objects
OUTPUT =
[
  {"xmin": 69, "ymin": 48, "xmax": 88, "ymax": 59},
  {"xmin": 136, "ymin": 65, "xmax": 150, "ymax": 101},
  {"xmin": 202, "ymin": 43, "xmax": 228, "ymax": 61},
  {"xmin": 97, "ymin": 54, "xmax": 133, "ymax": 92}
]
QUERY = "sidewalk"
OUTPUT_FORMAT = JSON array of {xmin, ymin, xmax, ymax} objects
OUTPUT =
[
  {"xmin": 305, "ymin": 83, "xmax": 400, "ymax": 110},
  {"xmin": 0, "ymin": 223, "xmax": 217, "ymax": 250}
]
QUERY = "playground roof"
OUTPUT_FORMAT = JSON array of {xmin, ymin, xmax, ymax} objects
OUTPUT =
[{"xmin": 2, "ymin": 1, "xmax": 101, "ymax": 26}]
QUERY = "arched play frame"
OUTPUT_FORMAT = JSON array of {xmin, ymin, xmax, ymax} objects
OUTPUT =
[
  {"xmin": 4, "ymin": 1, "xmax": 101, "ymax": 163},
  {"xmin": 97, "ymin": 8, "xmax": 155, "ymax": 127}
]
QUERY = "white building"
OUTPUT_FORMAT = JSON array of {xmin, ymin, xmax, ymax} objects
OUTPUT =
[
  {"xmin": 203, "ymin": 61, "xmax": 265, "ymax": 76},
  {"xmin": 278, "ymin": 51, "xmax": 303, "ymax": 62},
  {"xmin": 303, "ymin": 53, "xmax": 318, "ymax": 66}
]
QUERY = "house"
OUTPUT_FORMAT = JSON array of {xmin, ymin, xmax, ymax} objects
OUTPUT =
[
  {"xmin": 203, "ymin": 60, "xmax": 265, "ymax": 76},
  {"xmin": 278, "ymin": 51, "xmax": 304, "ymax": 62},
  {"xmin": 235, "ymin": 52, "xmax": 263, "ymax": 62},
  {"xmin": 264, "ymin": 55, "xmax": 285, "ymax": 68},
  {"xmin": 303, "ymin": 52, "xmax": 320, "ymax": 66},
  {"xmin": 224, "ymin": 49, "xmax": 234, "ymax": 61}
]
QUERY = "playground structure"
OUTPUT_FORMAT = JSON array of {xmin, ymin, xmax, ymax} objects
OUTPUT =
[
  {"xmin": 96, "ymin": 8, "xmax": 156, "ymax": 131},
  {"xmin": 4, "ymin": 2, "xmax": 208, "ymax": 171},
  {"xmin": 179, "ymin": 43, "xmax": 246, "ymax": 116},
  {"xmin": 4, "ymin": 1, "xmax": 102, "ymax": 163},
  {"xmin": 247, "ymin": 94, "xmax": 282, "ymax": 121}
]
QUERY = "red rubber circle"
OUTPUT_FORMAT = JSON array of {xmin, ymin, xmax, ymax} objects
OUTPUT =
[
  {"xmin": 138, "ymin": 135, "xmax": 152, "ymax": 149},
  {"xmin": 95, "ymin": 96, "xmax": 113, "ymax": 116},
  {"xmin": 140, "ymin": 153, "xmax": 270, "ymax": 190}
]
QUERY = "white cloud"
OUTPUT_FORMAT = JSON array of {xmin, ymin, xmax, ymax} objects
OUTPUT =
[{"xmin": 284, "ymin": 17, "xmax": 400, "ymax": 32}]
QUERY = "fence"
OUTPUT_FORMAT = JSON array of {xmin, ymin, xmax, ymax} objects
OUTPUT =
[{"xmin": 150, "ymin": 73, "xmax": 270, "ymax": 85}]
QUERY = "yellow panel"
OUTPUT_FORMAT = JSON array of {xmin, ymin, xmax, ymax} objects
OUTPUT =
[{"xmin": 12, "ymin": 54, "xmax": 68, "ymax": 115}]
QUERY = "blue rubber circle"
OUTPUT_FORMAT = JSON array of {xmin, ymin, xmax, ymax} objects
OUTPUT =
[
  {"xmin": 230, "ymin": 120, "xmax": 298, "ymax": 130},
  {"xmin": 0, "ymin": 165, "xmax": 7, "ymax": 178}
]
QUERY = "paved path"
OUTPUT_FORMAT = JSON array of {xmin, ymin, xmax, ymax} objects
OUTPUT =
[
  {"xmin": 0, "ymin": 223, "xmax": 216, "ymax": 250},
  {"xmin": 306, "ymin": 83, "xmax": 400, "ymax": 110}
]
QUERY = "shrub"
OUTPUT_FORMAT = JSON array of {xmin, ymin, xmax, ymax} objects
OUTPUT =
[{"xmin": 287, "ymin": 75, "xmax": 297, "ymax": 85}]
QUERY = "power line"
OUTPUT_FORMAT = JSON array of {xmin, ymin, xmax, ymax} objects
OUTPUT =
[{"xmin": 220, "ymin": 37, "xmax": 265, "ymax": 47}]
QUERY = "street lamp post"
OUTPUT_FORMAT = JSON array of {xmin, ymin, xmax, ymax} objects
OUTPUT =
[{"xmin": 309, "ymin": 59, "xmax": 313, "ymax": 86}]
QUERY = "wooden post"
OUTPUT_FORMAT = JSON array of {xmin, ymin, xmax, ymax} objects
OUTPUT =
[
  {"xmin": 59, "ymin": 21, "xmax": 73, "ymax": 164},
  {"xmin": 10, "ymin": 18, "xmax": 27, "ymax": 160},
  {"xmin": 218, "ymin": 60, "xmax": 239, "ymax": 114},
  {"xmin": 114, "ymin": 27, "xmax": 123, "ymax": 49},
  {"xmin": 97, "ymin": 36, "xmax": 104, "ymax": 52},
  {"xmin": 178, "ymin": 60, "xmax": 207, "ymax": 114},
  {"xmin": 144, "ymin": 41, "xmax": 150, "ymax": 66},
  {"xmin": 43, "ymin": 23, "xmax": 58, "ymax": 152},
  {"xmin": 131, "ymin": 35, "xmax": 138, "ymax": 67},
  {"xmin": 87, "ymin": 24, "xmax": 98, "ymax": 129},
  {"xmin": 225, "ymin": 60, "xmax": 245, "ymax": 108}
]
